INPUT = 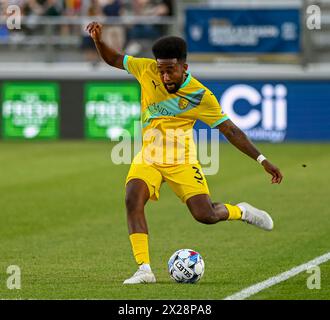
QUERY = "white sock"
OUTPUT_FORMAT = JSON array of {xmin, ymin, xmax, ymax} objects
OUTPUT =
[{"xmin": 139, "ymin": 263, "xmax": 151, "ymax": 272}]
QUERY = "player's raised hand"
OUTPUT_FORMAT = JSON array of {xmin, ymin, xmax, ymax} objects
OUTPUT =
[
  {"xmin": 85, "ymin": 21, "xmax": 124, "ymax": 69},
  {"xmin": 86, "ymin": 22, "xmax": 102, "ymax": 42},
  {"xmin": 262, "ymin": 160, "xmax": 283, "ymax": 184}
]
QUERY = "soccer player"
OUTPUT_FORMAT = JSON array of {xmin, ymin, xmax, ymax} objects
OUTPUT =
[{"xmin": 86, "ymin": 22, "xmax": 283, "ymax": 284}]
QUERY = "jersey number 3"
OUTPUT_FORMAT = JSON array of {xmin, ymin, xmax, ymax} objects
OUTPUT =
[{"xmin": 193, "ymin": 166, "xmax": 204, "ymax": 185}]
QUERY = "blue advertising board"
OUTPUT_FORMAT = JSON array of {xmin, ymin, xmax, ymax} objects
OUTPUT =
[
  {"xmin": 195, "ymin": 81, "xmax": 330, "ymax": 142},
  {"xmin": 185, "ymin": 8, "xmax": 300, "ymax": 53}
]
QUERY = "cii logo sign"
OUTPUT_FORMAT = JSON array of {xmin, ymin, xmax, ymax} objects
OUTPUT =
[{"xmin": 220, "ymin": 84, "xmax": 287, "ymax": 142}]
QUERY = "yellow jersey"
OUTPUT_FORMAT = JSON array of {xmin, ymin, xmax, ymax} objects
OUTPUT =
[{"xmin": 123, "ymin": 55, "xmax": 229, "ymax": 166}]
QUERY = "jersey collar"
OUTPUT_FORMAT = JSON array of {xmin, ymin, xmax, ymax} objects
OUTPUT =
[{"xmin": 180, "ymin": 72, "xmax": 191, "ymax": 89}]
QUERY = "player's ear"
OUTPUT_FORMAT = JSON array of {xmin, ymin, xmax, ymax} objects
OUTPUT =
[{"xmin": 183, "ymin": 63, "xmax": 188, "ymax": 71}]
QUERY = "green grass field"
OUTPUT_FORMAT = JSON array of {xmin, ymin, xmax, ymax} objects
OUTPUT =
[{"xmin": 0, "ymin": 141, "xmax": 329, "ymax": 300}]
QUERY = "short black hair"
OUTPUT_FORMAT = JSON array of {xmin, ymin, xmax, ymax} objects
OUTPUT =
[{"xmin": 152, "ymin": 36, "xmax": 187, "ymax": 61}]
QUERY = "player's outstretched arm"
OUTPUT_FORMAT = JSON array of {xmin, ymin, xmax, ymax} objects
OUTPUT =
[
  {"xmin": 86, "ymin": 22, "xmax": 124, "ymax": 69},
  {"xmin": 217, "ymin": 119, "xmax": 283, "ymax": 184}
]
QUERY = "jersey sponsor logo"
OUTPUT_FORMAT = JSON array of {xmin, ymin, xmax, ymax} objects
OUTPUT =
[
  {"xmin": 142, "ymin": 89, "xmax": 206, "ymax": 127},
  {"xmin": 142, "ymin": 102, "xmax": 176, "ymax": 124}
]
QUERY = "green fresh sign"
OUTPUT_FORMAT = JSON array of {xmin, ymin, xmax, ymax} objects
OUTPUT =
[
  {"xmin": 1, "ymin": 82, "xmax": 59, "ymax": 139},
  {"xmin": 85, "ymin": 82, "xmax": 141, "ymax": 139}
]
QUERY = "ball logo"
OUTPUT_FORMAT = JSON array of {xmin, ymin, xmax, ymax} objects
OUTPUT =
[
  {"xmin": 220, "ymin": 84, "xmax": 288, "ymax": 142},
  {"xmin": 174, "ymin": 260, "xmax": 193, "ymax": 279}
]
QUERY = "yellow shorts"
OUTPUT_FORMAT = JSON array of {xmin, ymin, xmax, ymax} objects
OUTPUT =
[{"xmin": 125, "ymin": 153, "xmax": 210, "ymax": 203}]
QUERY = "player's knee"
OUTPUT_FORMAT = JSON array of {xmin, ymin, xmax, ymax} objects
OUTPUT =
[
  {"xmin": 125, "ymin": 179, "xmax": 149, "ymax": 214},
  {"xmin": 192, "ymin": 210, "xmax": 218, "ymax": 225},
  {"xmin": 125, "ymin": 188, "xmax": 148, "ymax": 215},
  {"xmin": 125, "ymin": 193, "xmax": 143, "ymax": 213}
]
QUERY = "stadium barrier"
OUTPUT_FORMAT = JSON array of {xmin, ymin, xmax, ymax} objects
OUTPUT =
[{"xmin": 0, "ymin": 63, "xmax": 329, "ymax": 141}]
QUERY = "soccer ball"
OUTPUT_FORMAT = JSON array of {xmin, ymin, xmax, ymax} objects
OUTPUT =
[{"xmin": 168, "ymin": 249, "xmax": 205, "ymax": 283}]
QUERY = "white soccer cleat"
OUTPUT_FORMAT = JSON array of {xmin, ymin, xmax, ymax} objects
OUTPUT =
[
  {"xmin": 123, "ymin": 269, "xmax": 156, "ymax": 284},
  {"xmin": 237, "ymin": 202, "xmax": 274, "ymax": 231}
]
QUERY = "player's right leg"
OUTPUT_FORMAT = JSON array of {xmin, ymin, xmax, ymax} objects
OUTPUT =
[
  {"xmin": 123, "ymin": 154, "xmax": 163, "ymax": 284},
  {"xmin": 123, "ymin": 178, "xmax": 156, "ymax": 284}
]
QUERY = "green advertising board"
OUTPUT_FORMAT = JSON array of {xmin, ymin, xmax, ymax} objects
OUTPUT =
[
  {"xmin": 1, "ymin": 82, "xmax": 59, "ymax": 139},
  {"xmin": 85, "ymin": 82, "xmax": 141, "ymax": 139}
]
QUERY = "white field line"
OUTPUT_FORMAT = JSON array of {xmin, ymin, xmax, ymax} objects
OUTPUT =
[{"xmin": 224, "ymin": 252, "xmax": 330, "ymax": 300}]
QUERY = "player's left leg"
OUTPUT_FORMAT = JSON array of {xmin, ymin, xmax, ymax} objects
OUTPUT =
[
  {"xmin": 186, "ymin": 194, "xmax": 242, "ymax": 224},
  {"xmin": 162, "ymin": 162, "xmax": 273, "ymax": 230},
  {"xmin": 186, "ymin": 194, "xmax": 273, "ymax": 231},
  {"xmin": 162, "ymin": 163, "xmax": 243, "ymax": 223}
]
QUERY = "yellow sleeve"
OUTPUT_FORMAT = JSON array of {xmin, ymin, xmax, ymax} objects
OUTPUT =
[
  {"xmin": 123, "ymin": 55, "xmax": 155, "ymax": 82},
  {"xmin": 197, "ymin": 91, "xmax": 229, "ymax": 128}
]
